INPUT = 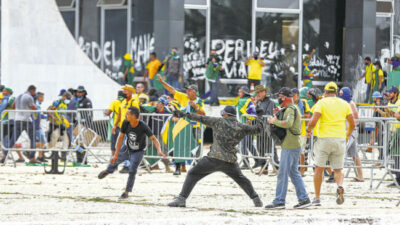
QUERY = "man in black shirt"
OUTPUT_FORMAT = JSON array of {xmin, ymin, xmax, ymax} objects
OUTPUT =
[{"xmin": 98, "ymin": 107, "xmax": 166, "ymax": 199}]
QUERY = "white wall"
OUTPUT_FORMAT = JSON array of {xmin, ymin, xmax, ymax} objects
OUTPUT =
[{"xmin": 1, "ymin": 0, "xmax": 121, "ymax": 108}]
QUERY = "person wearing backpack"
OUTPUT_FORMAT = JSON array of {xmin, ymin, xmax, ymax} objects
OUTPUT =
[{"xmin": 265, "ymin": 87, "xmax": 311, "ymax": 209}]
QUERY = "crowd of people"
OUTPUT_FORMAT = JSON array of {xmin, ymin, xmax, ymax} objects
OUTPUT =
[{"xmin": 1, "ymin": 48, "xmax": 400, "ymax": 210}]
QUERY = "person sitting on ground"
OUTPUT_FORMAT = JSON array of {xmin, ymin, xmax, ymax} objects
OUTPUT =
[
  {"xmin": 339, "ymin": 87, "xmax": 364, "ymax": 182},
  {"xmin": 167, "ymin": 105, "xmax": 265, "ymax": 208}
]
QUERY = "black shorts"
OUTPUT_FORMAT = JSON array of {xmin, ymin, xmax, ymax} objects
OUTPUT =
[{"xmin": 248, "ymin": 79, "xmax": 261, "ymax": 87}]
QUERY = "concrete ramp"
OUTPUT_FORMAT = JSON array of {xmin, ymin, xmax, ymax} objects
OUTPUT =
[{"xmin": 1, "ymin": 0, "xmax": 120, "ymax": 108}]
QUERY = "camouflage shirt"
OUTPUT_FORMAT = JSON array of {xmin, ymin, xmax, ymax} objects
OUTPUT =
[{"xmin": 186, "ymin": 113, "xmax": 264, "ymax": 163}]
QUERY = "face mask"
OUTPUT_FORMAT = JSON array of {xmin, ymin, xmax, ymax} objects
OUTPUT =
[
  {"xmin": 121, "ymin": 93, "xmax": 127, "ymax": 99},
  {"xmin": 365, "ymin": 62, "xmax": 369, "ymax": 66},
  {"xmin": 171, "ymin": 51, "xmax": 176, "ymax": 56},
  {"xmin": 278, "ymin": 98, "xmax": 284, "ymax": 105},
  {"xmin": 305, "ymin": 59, "xmax": 309, "ymax": 63},
  {"xmin": 64, "ymin": 99, "xmax": 71, "ymax": 104},
  {"xmin": 76, "ymin": 97, "xmax": 83, "ymax": 102}
]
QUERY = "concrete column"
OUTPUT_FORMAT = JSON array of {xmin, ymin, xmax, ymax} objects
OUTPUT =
[{"xmin": 153, "ymin": 0, "xmax": 185, "ymax": 59}]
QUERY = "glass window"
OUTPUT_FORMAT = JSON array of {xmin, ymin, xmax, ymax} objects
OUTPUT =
[
  {"xmin": 211, "ymin": 0, "xmax": 251, "ymax": 96},
  {"xmin": 60, "ymin": 11, "xmax": 75, "ymax": 37},
  {"xmin": 256, "ymin": 12, "xmax": 299, "ymax": 92},
  {"xmin": 183, "ymin": 8, "xmax": 207, "ymax": 94},
  {"xmin": 376, "ymin": 16, "xmax": 391, "ymax": 64},
  {"xmin": 257, "ymin": 0, "xmax": 299, "ymax": 9},
  {"xmin": 104, "ymin": 9, "xmax": 127, "ymax": 83},
  {"xmin": 302, "ymin": 0, "xmax": 345, "ymax": 82}
]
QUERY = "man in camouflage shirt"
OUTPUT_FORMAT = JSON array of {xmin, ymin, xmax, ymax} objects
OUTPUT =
[{"xmin": 168, "ymin": 106, "xmax": 264, "ymax": 208}]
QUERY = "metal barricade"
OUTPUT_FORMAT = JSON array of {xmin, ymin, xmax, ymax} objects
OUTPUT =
[
  {"xmin": 0, "ymin": 109, "xmax": 80, "ymax": 173},
  {"xmin": 141, "ymin": 113, "xmax": 204, "ymax": 170},
  {"xmin": 73, "ymin": 108, "xmax": 112, "ymax": 164},
  {"xmin": 376, "ymin": 120, "xmax": 400, "ymax": 190},
  {"xmin": 239, "ymin": 114, "xmax": 278, "ymax": 174}
]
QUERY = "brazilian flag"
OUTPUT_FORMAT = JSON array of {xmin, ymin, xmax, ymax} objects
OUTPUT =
[{"xmin": 172, "ymin": 118, "xmax": 199, "ymax": 163}]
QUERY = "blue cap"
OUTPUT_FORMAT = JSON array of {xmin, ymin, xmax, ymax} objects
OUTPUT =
[
  {"xmin": 59, "ymin": 89, "xmax": 66, "ymax": 96},
  {"xmin": 387, "ymin": 86, "xmax": 399, "ymax": 93},
  {"xmin": 372, "ymin": 91, "xmax": 383, "ymax": 99}
]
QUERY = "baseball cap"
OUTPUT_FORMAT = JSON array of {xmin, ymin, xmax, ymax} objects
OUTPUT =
[
  {"xmin": 324, "ymin": 82, "xmax": 338, "ymax": 92},
  {"xmin": 5, "ymin": 87, "xmax": 13, "ymax": 94},
  {"xmin": 187, "ymin": 84, "xmax": 198, "ymax": 92},
  {"xmin": 291, "ymin": 88, "xmax": 299, "ymax": 95},
  {"xmin": 277, "ymin": 87, "xmax": 293, "ymax": 97},
  {"xmin": 59, "ymin": 89, "xmax": 66, "ymax": 96},
  {"xmin": 387, "ymin": 86, "xmax": 399, "ymax": 93},
  {"xmin": 220, "ymin": 105, "xmax": 237, "ymax": 117}
]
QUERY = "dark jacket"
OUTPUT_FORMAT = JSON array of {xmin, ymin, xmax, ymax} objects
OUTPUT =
[
  {"xmin": 165, "ymin": 56, "xmax": 182, "ymax": 77},
  {"xmin": 186, "ymin": 113, "xmax": 264, "ymax": 163},
  {"xmin": 256, "ymin": 96, "xmax": 275, "ymax": 116}
]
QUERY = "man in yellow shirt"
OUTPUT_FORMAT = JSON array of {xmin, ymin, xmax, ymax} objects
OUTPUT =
[
  {"xmin": 105, "ymin": 90, "xmax": 125, "ymax": 155},
  {"xmin": 134, "ymin": 83, "xmax": 149, "ymax": 104},
  {"xmin": 358, "ymin": 57, "xmax": 376, "ymax": 103},
  {"xmin": 110, "ymin": 85, "xmax": 140, "ymax": 173},
  {"xmin": 306, "ymin": 82, "xmax": 355, "ymax": 206},
  {"xmin": 144, "ymin": 52, "xmax": 162, "ymax": 88},
  {"xmin": 246, "ymin": 52, "xmax": 265, "ymax": 89}
]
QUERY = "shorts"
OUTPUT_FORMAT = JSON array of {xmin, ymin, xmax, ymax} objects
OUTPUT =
[
  {"xmin": 346, "ymin": 130, "xmax": 359, "ymax": 157},
  {"xmin": 35, "ymin": 129, "xmax": 47, "ymax": 143},
  {"xmin": 300, "ymin": 136, "xmax": 307, "ymax": 153},
  {"xmin": 248, "ymin": 79, "xmax": 261, "ymax": 87},
  {"xmin": 314, "ymin": 137, "xmax": 346, "ymax": 169}
]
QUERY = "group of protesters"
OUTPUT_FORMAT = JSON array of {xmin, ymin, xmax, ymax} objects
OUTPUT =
[{"xmin": 0, "ymin": 85, "xmax": 92, "ymax": 164}]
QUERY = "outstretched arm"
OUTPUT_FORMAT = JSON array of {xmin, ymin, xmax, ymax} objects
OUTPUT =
[
  {"xmin": 157, "ymin": 74, "xmax": 175, "ymax": 95},
  {"xmin": 186, "ymin": 113, "xmax": 218, "ymax": 128},
  {"xmin": 239, "ymin": 117, "xmax": 264, "ymax": 135}
]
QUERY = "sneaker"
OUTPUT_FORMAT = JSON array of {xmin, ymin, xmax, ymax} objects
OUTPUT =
[
  {"xmin": 336, "ymin": 186, "xmax": 344, "ymax": 205},
  {"xmin": 0, "ymin": 157, "xmax": 5, "ymax": 164},
  {"xmin": 37, "ymin": 157, "xmax": 47, "ymax": 163},
  {"xmin": 119, "ymin": 167, "xmax": 129, "ymax": 173},
  {"xmin": 98, "ymin": 170, "xmax": 109, "ymax": 179},
  {"xmin": 119, "ymin": 192, "xmax": 129, "ymax": 200},
  {"xmin": 265, "ymin": 203, "xmax": 285, "ymax": 209},
  {"xmin": 252, "ymin": 196, "xmax": 263, "ymax": 207},
  {"xmin": 168, "ymin": 196, "xmax": 186, "ymax": 207},
  {"xmin": 312, "ymin": 198, "xmax": 321, "ymax": 206},
  {"xmin": 173, "ymin": 167, "xmax": 181, "ymax": 176},
  {"xmin": 293, "ymin": 198, "xmax": 311, "ymax": 209}
]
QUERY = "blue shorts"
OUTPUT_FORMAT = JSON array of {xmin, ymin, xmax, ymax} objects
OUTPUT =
[{"xmin": 35, "ymin": 129, "xmax": 47, "ymax": 143}]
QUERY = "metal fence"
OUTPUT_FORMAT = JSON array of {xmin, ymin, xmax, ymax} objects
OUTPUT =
[{"xmin": 0, "ymin": 109, "xmax": 204, "ymax": 171}]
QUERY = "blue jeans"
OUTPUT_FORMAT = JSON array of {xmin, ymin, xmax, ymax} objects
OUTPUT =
[
  {"xmin": 106, "ymin": 144, "xmax": 129, "ymax": 173},
  {"xmin": 273, "ymin": 148, "xmax": 308, "ymax": 204},
  {"xmin": 125, "ymin": 150, "xmax": 145, "ymax": 192},
  {"xmin": 166, "ymin": 75, "xmax": 180, "ymax": 90},
  {"xmin": 209, "ymin": 80, "xmax": 219, "ymax": 105}
]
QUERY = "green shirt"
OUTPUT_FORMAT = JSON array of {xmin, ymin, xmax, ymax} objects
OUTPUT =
[
  {"xmin": 205, "ymin": 62, "xmax": 220, "ymax": 82},
  {"xmin": 273, "ymin": 104, "xmax": 301, "ymax": 149}
]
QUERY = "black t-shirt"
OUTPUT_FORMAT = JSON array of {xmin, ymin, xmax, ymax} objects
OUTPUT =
[{"xmin": 121, "ymin": 120, "xmax": 153, "ymax": 151}]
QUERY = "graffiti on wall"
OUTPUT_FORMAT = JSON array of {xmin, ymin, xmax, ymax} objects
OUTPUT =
[
  {"xmin": 78, "ymin": 33, "xmax": 154, "ymax": 83},
  {"xmin": 183, "ymin": 36, "xmax": 206, "ymax": 81}
]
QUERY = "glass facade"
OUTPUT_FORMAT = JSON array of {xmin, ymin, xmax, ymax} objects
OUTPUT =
[
  {"xmin": 376, "ymin": 16, "xmax": 391, "ymax": 64},
  {"xmin": 60, "ymin": 11, "xmax": 75, "ymax": 37},
  {"xmin": 184, "ymin": 8, "xmax": 207, "ymax": 94},
  {"xmin": 256, "ymin": 12, "xmax": 299, "ymax": 92}
]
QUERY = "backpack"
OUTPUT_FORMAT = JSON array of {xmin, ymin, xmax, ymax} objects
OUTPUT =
[{"xmin": 269, "ymin": 105, "xmax": 300, "ymax": 145}]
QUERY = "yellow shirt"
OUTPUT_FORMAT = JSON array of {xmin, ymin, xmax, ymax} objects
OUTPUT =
[
  {"xmin": 247, "ymin": 59, "xmax": 264, "ymax": 80},
  {"xmin": 146, "ymin": 59, "xmax": 162, "ymax": 79},
  {"xmin": 389, "ymin": 99, "xmax": 400, "ymax": 130},
  {"xmin": 108, "ymin": 99, "xmax": 122, "ymax": 125},
  {"xmin": 0, "ymin": 93, "xmax": 3, "ymax": 100},
  {"xmin": 300, "ymin": 100, "xmax": 310, "ymax": 136},
  {"xmin": 365, "ymin": 63, "xmax": 376, "ymax": 84},
  {"xmin": 313, "ymin": 97, "xmax": 352, "ymax": 138},
  {"xmin": 118, "ymin": 97, "xmax": 140, "ymax": 128},
  {"xmin": 174, "ymin": 91, "xmax": 205, "ymax": 111}
]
